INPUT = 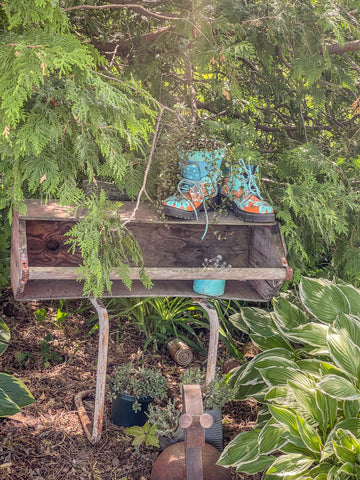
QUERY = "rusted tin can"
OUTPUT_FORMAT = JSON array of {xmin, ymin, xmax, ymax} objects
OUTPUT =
[{"xmin": 166, "ymin": 338, "xmax": 193, "ymax": 367}]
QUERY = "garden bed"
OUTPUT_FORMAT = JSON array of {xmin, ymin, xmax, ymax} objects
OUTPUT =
[{"xmin": 0, "ymin": 291, "xmax": 260, "ymax": 480}]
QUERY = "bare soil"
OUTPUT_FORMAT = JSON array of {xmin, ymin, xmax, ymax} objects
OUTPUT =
[{"xmin": 0, "ymin": 291, "xmax": 260, "ymax": 480}]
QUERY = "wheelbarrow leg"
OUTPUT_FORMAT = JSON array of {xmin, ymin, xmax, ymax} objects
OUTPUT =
[
  {"xmin": 75, "ymin": 298, "xmax": 109, "ymax": 444},
  {"xmin": 194, "ymin": 300, "xmax": 219, "ymax": 386}
]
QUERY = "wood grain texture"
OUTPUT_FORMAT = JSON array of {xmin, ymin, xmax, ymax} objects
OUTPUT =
[{"xmin": 11, "ymin": 201, "xmax": 291, "ymax": 301}]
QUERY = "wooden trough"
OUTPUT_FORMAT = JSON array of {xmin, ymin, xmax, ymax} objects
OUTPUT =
[
  {"xmin": 11, "ymin": 199, "xmax": 292, "ymax": 302},
  {"xmin": 10, "ymin": 199, "xmax": 292, "ymax": 444}
]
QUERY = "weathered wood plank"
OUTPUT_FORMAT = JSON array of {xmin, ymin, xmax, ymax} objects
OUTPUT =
[
  {"xmin": 19, "ymin": 200, "xmax": 276, "ymax": 225},
  {"xmin": 25, "ymin": 220, "xmax": 250, "ymax": 268},
  {"xmin": 10, "ymin": 213, "xmax": 29, "ymax": 296},
  {"xmin": 16, "ymin": 279, "xmax": 269, "ymax": 301},
  {"xmin": 28, "ymin": 266, "xmax": 288, "ymax": 281}
]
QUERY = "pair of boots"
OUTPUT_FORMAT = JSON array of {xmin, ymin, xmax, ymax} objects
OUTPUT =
[{"xmin": 162, "ymin": 154, "xmax": 274, "ymax": 224}]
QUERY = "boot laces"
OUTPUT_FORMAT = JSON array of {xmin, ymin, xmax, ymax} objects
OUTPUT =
[
  {"xmin": 177, "ymin": 178, "xmax": 209, "ymax": 240},
  {"xmin": 241, "ymin": 160, "xmax": 263, "ymax": 200}
]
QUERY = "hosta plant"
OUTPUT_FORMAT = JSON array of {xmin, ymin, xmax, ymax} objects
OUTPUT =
[
  {"xmin": 0, "ymin": 317, "xmax": 35, "ymax": 416},
  {"xmin": 218, "ymin": 277, "xmax": 360, "ymax": 478}
]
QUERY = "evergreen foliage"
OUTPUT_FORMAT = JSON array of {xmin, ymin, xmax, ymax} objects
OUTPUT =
[
  {"xmin": 1, "ymin": 0, "xmax": 360, "ymax": 294},
  {"xmin": 0, "ymin": 1, "xmax": 157, "ymax": 296}
]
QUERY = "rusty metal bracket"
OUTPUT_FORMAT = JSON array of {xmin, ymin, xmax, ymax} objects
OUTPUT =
[
  {"xmin": 75, "ymin": 298, "xmax": 109, "ymax": 444},
  {"xmin": 194, "ymin": 299, "xmax": 219, "ymax": 386},
  {"xmin": 280, "ymin": 256, "xmax": 293, "ymax": 281},
  {"xmin": 179, "ymin": 385, "xmax": 213, "ymax": 480}
]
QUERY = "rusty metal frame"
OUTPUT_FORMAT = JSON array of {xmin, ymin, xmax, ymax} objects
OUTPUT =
[
  {"xmin": 194, "ymin": 300, "xmax": 219, "ymax": 386},
  {"xmin": 76, "ymin": 298, "xmax": 220, "ymax": 444},
  {"xmin": 75, "ymin": 298, "xmax": 109, "ymax": 444}
]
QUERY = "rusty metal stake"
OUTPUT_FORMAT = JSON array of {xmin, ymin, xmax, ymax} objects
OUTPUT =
[
  {"xmin": 179, "ymin": 385, "xmax": 213, "ymax": 480},
  {"xmin": 194, "ymin": 300, "xmax": 219, "ymax": 386},
  {"xmin": 75, "ymin": 298, "xmax": 109, "ymax": 444}
]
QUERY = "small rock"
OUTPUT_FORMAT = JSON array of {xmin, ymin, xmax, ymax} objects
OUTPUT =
[{"xmin": 112, "ymin": 458, "xmax": 120, "ymax": 468}]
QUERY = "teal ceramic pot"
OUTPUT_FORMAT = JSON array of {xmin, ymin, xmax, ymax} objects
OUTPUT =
[
  {"xmin": 193, "ymin": 279, "xmax": 226, "ymax": 297},
  {"xmin": 111, "ymin": 392, "xmax": 152, "ymax": 428}
]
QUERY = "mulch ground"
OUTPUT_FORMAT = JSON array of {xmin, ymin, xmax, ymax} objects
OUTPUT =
[{"xmin": 0, "ymin": 291, "xmax": 261, "ymax": 480}]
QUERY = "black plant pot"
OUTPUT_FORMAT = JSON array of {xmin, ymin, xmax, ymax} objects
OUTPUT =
[
  {"xmin": 205, "ymin": 408, "xmax": 223, "ymax": 451},
  {"xmin": 111, "ymin": 393, "xmax": 152, "ymax": 428},
  {"xmin": 158, "ymin": 408, "xmax": 223, "ymax": 452}
]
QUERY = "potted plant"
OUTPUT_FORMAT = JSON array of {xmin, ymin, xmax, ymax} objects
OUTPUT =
[
  {"xmin": 109, "ymin": 362, "xmax": 168, "ymax": 428},
  {"xmin": 181, "ymin": 367, "xmax": 234, "ymax": 451},
  {"xmin": 147, "ymin": 367, "xmax": 233, "ymax": 451},
  {"xmin": 193, "ymin": 255, "xmax": 232, "ymax": 297},
  {"xmin": 146, "ymin": 399, "xmax": 183, "ymax": 450}
]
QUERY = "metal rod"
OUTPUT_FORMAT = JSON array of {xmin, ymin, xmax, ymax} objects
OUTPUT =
[{"xmin": 194, "ymin": 300, "xmax": 219, "ymax": 386}]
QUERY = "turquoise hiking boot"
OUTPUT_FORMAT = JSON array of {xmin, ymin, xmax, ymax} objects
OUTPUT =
[
  {"xmin": 162, "ymin": 148, "xmax": 225, "ymax": 220},
  {"xmin": 220, "ymin": 160, "xmax": 275, "ymax": 222},
  {"xmin": 162, "ymin": 148, "xmax": 225, "ymax": 239}
]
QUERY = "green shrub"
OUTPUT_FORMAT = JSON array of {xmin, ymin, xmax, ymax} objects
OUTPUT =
[{"xmin": 218, "ymin": 277, "xmax": 360, "ymax": 478}]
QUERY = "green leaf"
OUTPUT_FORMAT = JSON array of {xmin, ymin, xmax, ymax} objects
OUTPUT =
[
  {"xmin": 217, "ymin": 429, "xmax": 260, "ymax": 467},
  {"xmin": 34, "ymin": 308, "xmax": 47, "ymax": 322},
  {"xmin": 238, "ymin": 455, "xmax": 275, "ymax": 474},
  {"xmin": 327, "ymin": 332, "xmax": 360, "ymax": 380},
  {"xmin": 288, "ymin": 382, "xmax": 325, "ymax": 432},
  {"xmin": 268, "ymin": 405, "xmax": 300, "ymax": 438},
  {"xmin": 299, "ymin": 277, "xmax": 350, "ymax": 323},
  {"xmin": 318, "ymin": 375, "xmax": 360, "ymax": 400},
  {"xmin": 250, "ymin": 333, "xmax": 292, "ymax": 352},
  {"xmin": 287, "ymin": 323, "xmax": 329, "ymax": 348},
  {"xmin": 233, "ymin": 308, "xmax": 276, "ymax": 338},
  {"xmin": 0, "ymin": 373, "xmax": 35, "ymax": 417},
  {"xmin": 332, "ymin": 441, "xmax": 355, "ymax": 463},
  {"xmin": 259, "ymin": 366, "xmax": 313, "ymax": 389},
  {"xmin": 0, "ymin": 317, "xmax": 10, "ymax": 356},
  {"xmin": 266, "ymin": 453, "xmax": 315, "ymax": 476},
  {"xmin": 253, "ymin": 356, "xmax": 298, "ymax": 370},
  {"xmin": 333, "ymin": 313, "xmax": 360, "ymax": 349},
  {"xmin": 336, "ymin": 284, "xmax": 360, "ymax": 315},
  {"xmin": 296, "ymin": 415, "xmax": 322, "ymax": 454},
  {"xmin": 259, "ymin": 422, "xmax": 288, "ymax": 454},
  {"xmin": 296, "ymin": 359, "xmax": 323, "ymax": 379},
  {"xmin": 273, "ymin": 295, "xmax": 309, "ymax": 332},
  {"xmin": 343, "ymin": 399, "xmax": 360, "ymax": 419}
]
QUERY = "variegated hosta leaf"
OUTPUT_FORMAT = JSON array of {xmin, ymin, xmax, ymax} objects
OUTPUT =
[
  {"xmin": 296, "ymin": 359, "xmax": 323, "ymax": 379},
  {"xmin": 299, "ymin": 277, "xmax": 350, "ymax": 323},
  {"xmin": 259, "ymin": 366, "xmax": 314, "ymax": 389},
  {"xmin": 295, "ymin": 415, "xmax": 322, "ymax": 454},
  {"xmin": 318, "ymin": 375, "xmax": 360, "ymax": 401},
  {"xmin": 333, "ymin": 313, "xmax": 360, "ymax": 349},
  {"xmin": 288, "ymin": 381, "xmax": 326, "ymax": 432},
  {"xmin": 315, "ymin": 389, "xmax": 338, "ymax": 432},
  {"xmin": 336, "ymin": 284, "xmax": 360, "ymax": 316},
  {"xmin": 273, "ymin": 295, "xmax": 309, "ymax": 332},
  {"xmin": 343, "ymin": 399, "xmax": 360, "ymax": 419},
  {"xmin": 266, "ymin": 453, "xmax": 315, "ymax": 477},
  {"xmin": 0, "ymin": 317, "xmax": 10, "ymax": 356},
  {"xmin": 217, "ymin": 428, "xmax": 260, "ymax": 467},
  {"xmin": 230, "ymin": 307, "xmax": 274, "ymax": 337},
  {"xmin": 249, "ymin": 333, "xmax": 293, "ymax": 352},
  {"xmin": 268, "ymin": 405, "xmax": 301, "ymax": 439},
  {"xmin": 327, "ymin": 332, "xmax": 360, "ymax": 380},
  {"xmin": 322, "ymin": 418, "xmax": 360, "ymax": 461},
  {"xmin": 286, "ymin": 323, "xmax": 329, "ymax": 349},
  {"xmin": 253, "ymin": 356, "xmax": 298, "ymax": 370},
  {"xmin": 0, "ymin": 373, "xmax": 35, "ymax": 417},
  {"xmin": 259, "ymin": 421, "xmax": 288, "ymax": 454},
  {"xmin": 238, "ymin": 455, "xmax": 276, "ymax": 474}
]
